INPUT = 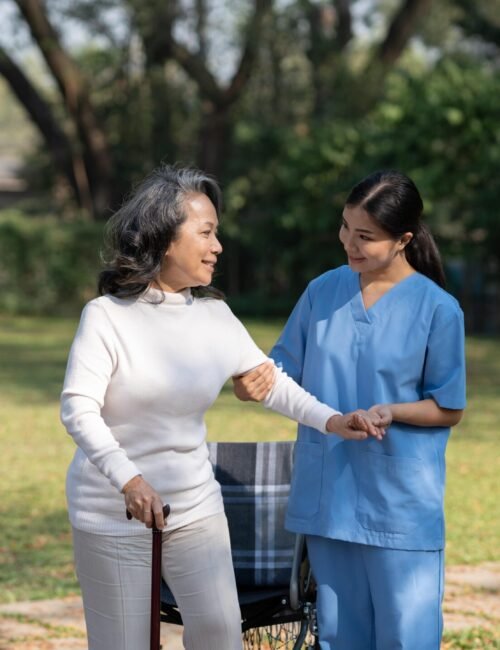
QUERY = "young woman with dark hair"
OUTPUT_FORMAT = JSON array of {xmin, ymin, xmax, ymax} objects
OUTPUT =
[
  {"xmin": 344, "ymin": 169, "xmax": 446, "ymax": 288},
  {"xmin": 60, "ymin": 165, "xmax": 383, "ymax": 650},
  {"xmin": 234, "ymin": 170, "xmax": 466, "ymax": 650}
]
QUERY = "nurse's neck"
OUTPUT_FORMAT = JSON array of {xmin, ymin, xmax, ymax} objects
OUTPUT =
[{"xmin": 360, "ymin": 255, "xmax": 416, "ymax": 295}]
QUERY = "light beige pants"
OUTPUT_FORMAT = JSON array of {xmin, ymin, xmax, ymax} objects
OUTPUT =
[{"xmin": 72, "ymin": 512, "xmax": 243, "ymax": 650}]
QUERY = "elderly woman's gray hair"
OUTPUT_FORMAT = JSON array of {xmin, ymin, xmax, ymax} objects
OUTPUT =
[{"xmin": 98, "ymin": 165, "xmax": 223, "ymax": 299}]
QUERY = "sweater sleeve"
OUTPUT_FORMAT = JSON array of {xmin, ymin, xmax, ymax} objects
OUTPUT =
[
  {"xmin": 262, "ymin": 366, "xmax": 341, "ymax": 433},
  {"xmin": 233, "ymin": 311, "xmax": 341, "ymax": 433},
  {"xmin": 60, "ymin": 301, "xmax": 141, "ymax": 492}
]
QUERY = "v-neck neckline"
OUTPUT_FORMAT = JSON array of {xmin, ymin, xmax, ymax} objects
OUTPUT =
[{"xmin": 350, "ymin": 270, "xmax": 420, "ymax": 323}]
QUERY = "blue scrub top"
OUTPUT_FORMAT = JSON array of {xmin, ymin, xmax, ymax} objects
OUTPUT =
[{"xmin": 273, "ymin": 266, "xmax": 466, "ymax": 551}]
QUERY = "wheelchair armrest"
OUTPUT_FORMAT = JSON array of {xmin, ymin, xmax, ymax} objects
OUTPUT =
[{"xmin": 289, "ymin": 534, "xmax": 306, "ymax": 610}]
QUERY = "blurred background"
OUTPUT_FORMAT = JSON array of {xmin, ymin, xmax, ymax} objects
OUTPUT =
[{"xmin": 0, "ymin": 0, "xmax": 498, "ymax": 328}]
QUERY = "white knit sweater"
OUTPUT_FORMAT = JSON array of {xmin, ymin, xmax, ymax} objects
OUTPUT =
[{"xmin": 61, "ymin": 288, "xmax": 339, "ymax": 535}]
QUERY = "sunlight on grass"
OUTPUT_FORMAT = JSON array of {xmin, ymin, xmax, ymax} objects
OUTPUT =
[
  {"xmin": 442, "ymin": 627, "xmax": 500, "ymax": 649},
  {"xmin": 0, "ymin": 315, "xmax": 498, "ymax": 604}
]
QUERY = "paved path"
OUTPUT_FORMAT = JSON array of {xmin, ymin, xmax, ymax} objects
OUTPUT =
[
  {"xmin": 0, "ymin": 598, "xmax": 183, "ymax": 650},
  {"xmin": 442, "ymin": 562, "xmax": 500, "ymax": 632},
  {"xmin": 0, "ymin": 563, "xmax": 498, "ymax": 649}
]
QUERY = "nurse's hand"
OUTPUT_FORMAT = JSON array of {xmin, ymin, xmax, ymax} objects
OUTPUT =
[
  {"xmin": 122, "ymin": 475, "xmax": 166, "ymax": 529},
  {"xmin": 326, "ymin": 411, "xmax": 385, "ymax": 441},
  {"xmin": 233, "ymin": 361, "xmax": 275, "ymax": 402},
  {"xmin": 367, "ymin": 404, "xmax": 393, "ymax": 428}
]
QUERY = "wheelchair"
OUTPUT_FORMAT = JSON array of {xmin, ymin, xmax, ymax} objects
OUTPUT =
[{"xmin": 160, "ymin": 441, "xmax": 319, "ymax": 649}]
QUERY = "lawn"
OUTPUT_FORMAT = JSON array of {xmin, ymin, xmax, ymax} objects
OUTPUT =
[{"xmin": 0, "ymin": 314, "xmax": 498, "ymax": 611}]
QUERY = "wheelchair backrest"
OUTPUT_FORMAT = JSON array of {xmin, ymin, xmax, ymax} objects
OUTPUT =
[{"xmin": 208, "ymin": 441, "xmax": 296, "ymax": 589}]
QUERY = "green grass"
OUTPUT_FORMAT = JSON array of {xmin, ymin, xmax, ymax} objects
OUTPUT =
[
  {"xmin": 442, "ymin": 627, "xmax": 500, "ymax": 649},
  {"xmin": 445, "ymin": 336, "xmax": 500, "ymax": 565},
  {"xmin": 0, "ymin": 315, "xmax": 499, "ymax": 605}
]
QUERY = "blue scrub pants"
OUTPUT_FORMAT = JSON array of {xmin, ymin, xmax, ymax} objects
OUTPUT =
[{"xmin": 307, "ymin": 536, "xmax": 444, "ymax": 650}]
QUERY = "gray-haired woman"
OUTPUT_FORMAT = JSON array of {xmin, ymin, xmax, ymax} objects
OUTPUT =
[{"xmin": 60, "ymin": 165, "xmax": 383, "ymax": 650}]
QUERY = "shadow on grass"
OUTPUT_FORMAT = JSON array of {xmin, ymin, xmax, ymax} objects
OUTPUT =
[
  {"xmin": 0, "ymin": 314, "xmax": 77, "ymax": 404},
  {"xmin": 0, "ymin": 505, "xmax": 78, "ymax": 602},
  {"xmin": 0, "ymin": 342, "xmax": 69, "ymax": 403},
  {"xmin": 466, "ymin": 336, "xmax": 500, "ymax": 395}
]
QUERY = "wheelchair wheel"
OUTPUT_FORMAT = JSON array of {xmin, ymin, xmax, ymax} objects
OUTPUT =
[{"xmin": 242, "ymin": 620, "xmax": 318, "ymax": 649}]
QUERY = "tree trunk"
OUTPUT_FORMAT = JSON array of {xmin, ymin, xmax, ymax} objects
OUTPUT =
[
  {"xmin": 148, "ymin": 68, "xmax": 177, "ymax": 166},
  {"xmin": 198, "ymin": 102, "xmax": 231, "ymax": 178},
  {"xmin": 378, "ymin": 0, "xmax": 434, "ymax": 67},
  {"xmin": 132, "ymin": 0, "xmax": 271, "ymax": 177},
  {"xmin": 14, "ymin": 0, "xmax": 114, "ymax": 217},
  {"xmin": 355, "ymin": 0, "xmax": 435, "ymax": 115},
  {"xmin": 302, "ymin": 0, "xmax": 353, "ymax": 118}
]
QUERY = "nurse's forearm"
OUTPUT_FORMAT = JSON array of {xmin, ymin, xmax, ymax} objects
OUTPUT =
[{"xmin": 389, "ymin": 399, "xmax": 463, "ymax": 427}]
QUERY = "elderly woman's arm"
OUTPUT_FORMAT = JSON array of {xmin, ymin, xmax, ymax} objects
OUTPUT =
[
  {"xmin": 61, "ymin": 301, "xmax": 165, "ymax": 528},
  {"xmin": 233, "ymin": 362, "xmax": 384, "ymax": 441}
]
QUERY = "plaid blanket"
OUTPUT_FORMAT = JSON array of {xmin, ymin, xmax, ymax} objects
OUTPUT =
[{"xmin": 208, "ymin": 441, "xmax": 296, "ymax": 588}]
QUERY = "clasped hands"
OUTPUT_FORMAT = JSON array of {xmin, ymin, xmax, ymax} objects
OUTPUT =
[{"xmin": 233, "ymin": 361, "xmax": 392, "ymax": 442}]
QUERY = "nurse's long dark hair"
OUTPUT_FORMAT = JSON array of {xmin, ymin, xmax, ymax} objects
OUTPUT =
[{"xmin": 345, "ymin": 170, "xmax": 446, "ymax": 288}]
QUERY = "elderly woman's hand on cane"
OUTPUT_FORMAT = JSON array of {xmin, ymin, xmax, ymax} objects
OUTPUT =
[{"xmin": 123, "ymin": 475, "xmax": 167, "ymax": 530}]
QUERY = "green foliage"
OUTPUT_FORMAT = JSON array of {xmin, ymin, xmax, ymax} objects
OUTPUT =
[
  {"xmin": 220, "ymin": 120, "xmax": 367, "ymax": 301},
  {"xmin": 3, "ymin": 55, "xmax": 499, "ymax": 319},
  {"xmin": 0, "ymin": 212, "xmax": 103, "ymax": 315},
  {"xmin": 369, "ymin": 58, "xmax": 500, "ymax": 265},
  {"xmin": 219, "ymin": 58, "xmax": 500, "ymax": 311},
  {"xmin": 2, "ymin": 3, "xmax": 499, "ymax": 321}
]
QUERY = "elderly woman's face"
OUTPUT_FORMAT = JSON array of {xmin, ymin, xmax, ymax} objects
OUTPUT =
[{"xmin": 157, "ymin": 192, "xmax": 222, "ymax": 292}]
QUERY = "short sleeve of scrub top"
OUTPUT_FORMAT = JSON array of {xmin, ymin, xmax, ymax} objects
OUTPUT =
[{"xmin": 422, "ymin": 304, "xmax": 466, "ymax": 410}]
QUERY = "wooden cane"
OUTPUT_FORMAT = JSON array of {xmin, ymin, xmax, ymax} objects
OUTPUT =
[
  {"xmin": 150, "ymin": 504, "xmax": 170, "ymax": 650},
  {"xmin": 127, "ymin": 504, "xmax": 171, "ymax": 650}
]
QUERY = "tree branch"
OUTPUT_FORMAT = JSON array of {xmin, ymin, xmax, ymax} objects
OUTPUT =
[
  {"xmin": 224, "ymin": 0, "xmax": 272, "ymax": 106},
  {"xmin": 14, "ymin": 1, "xmax": 86, "ymax": 112},
  {"xmin": 164, "ymin": 38, "xmax": 223, "ymax": 104},
  {"xmin": 195, "ymin": 0, "xmax": 208, "ymax": 58},
  {"xmin": 134, "ymin": 0, "xmax": 272, "ymax": 108},
  {"xmin": 377, "ymin": 0, "xmax": 434, "ymax": 67},
  {"xmin": 129, "ymin": 0, "xmax": 223, "ymax": 103},
  {"xmin": 0, "ymin": 44, "xmax": 94, "ymax": 211},
  {"xmin": 14, "ymin": 0, "xmax": 113, "ymax": 214},
  {"xmin": 333, "ymin": 0, "xmax": 353, "ymax": 52},
  {"xmin": 301, "ymin": 0, "xmax": 352, "ymax": 54},
  {"xmin": 453, "ymin": 0, "xmax": 500, "ymax": 48},
  {"xmin": 299, "ymin": 0, "xmax": 353, "ymax": 117}
]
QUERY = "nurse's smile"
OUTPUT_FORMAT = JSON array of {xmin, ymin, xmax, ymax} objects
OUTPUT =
[{"xmin": 347, "ymin": 254, "xmax": 366, "ymax": 265}]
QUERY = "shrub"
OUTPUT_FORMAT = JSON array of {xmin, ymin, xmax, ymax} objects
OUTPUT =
[{"xmin": 0, "ymin": 211, "xmax": 104, "ymax": 315}]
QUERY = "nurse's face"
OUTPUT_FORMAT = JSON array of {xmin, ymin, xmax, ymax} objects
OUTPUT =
[{"xmin": 339, "ymin": 205, "xmax": 411, "ymax": 275}]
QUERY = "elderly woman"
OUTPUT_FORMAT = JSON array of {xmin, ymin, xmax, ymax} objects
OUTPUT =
[{"xmin": 60, "ymin": 165, "xmax": 383, "ymax": 650}]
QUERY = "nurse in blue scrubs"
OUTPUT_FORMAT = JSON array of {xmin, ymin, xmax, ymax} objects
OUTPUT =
[{"xmin": 233, "ymin": 170, "xmax": 466, "ymax": 650}]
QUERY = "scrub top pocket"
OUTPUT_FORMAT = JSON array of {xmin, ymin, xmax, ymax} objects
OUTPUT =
[
  {"xmin": 355, "ymin": 451, "xmax": 426, "ymax": 535},
  {"xmin": 287, "ymin": 441, "xmax": 323, "ymax": 519}
]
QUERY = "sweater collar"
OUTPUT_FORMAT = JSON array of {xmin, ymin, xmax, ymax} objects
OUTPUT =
[{"xmin": 141, "ymin": 286, "xmax": 193, "ymax": 306}]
